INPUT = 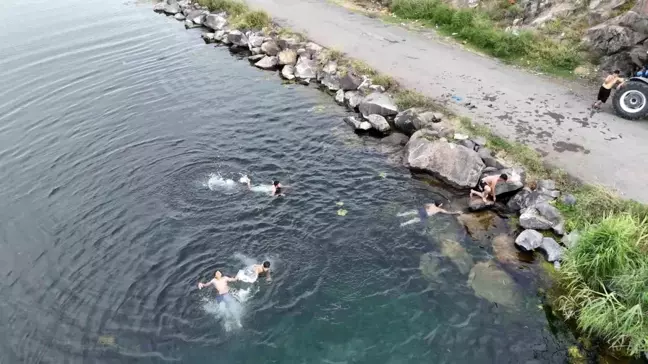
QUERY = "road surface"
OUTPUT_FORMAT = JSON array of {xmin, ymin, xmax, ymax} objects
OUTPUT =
[{"xmin": 246, "ymin": 0, "xmax": 648, "ymax": 202}]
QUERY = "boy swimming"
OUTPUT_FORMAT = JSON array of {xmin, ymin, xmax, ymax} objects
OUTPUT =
[{"xmin": 198, "ymin": 271, "xmax": 238, "ymax": 304}]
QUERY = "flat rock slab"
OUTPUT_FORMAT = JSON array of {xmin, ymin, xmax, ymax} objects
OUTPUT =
[{"xmin": 358, "ymin": 92, "xmax": 398, "ymax": 118}]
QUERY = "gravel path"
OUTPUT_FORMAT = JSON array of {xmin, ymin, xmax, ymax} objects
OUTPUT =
[{"xmin": 246, "ymin": 0, "xmax": 648, "ymax": 202}]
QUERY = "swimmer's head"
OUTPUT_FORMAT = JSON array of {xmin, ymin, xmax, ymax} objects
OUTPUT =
[
  {"xmin": 263, "ymin": 261, "xmax": 270, "ymax": 270},
  {"xmin": 214, "ymin": 271, "xmax": 222, "ymax": 279},
  {"xmin": 500, "ymin": 173, "xmax": 509, "ymax": 181},
  {"xmin": 273, "ymin": 180, "xmax": 280, "ymax": 187}
]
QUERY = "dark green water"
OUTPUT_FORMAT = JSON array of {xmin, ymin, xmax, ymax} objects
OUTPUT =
[{"xmin": 0, "ymin": 0, "xmax": 572, "ymax": 362}]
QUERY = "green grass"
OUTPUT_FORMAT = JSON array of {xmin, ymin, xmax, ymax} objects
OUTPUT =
[
  {"xmin": 393, "ymin": 89, "xmax": 439, "ymax": 110},
  {"xmin": 197, "ymin": 0, "xmax": 270, "ymax": 29},
  {"xmin": 389, "ymin": 0, "xmax": 582, "ymax": 74},
  {"xmin": 554, "ymin": 213, "xmax": 648, "ymax": 356}
]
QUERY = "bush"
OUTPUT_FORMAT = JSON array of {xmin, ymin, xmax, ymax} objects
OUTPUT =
[
  {"xmin": 232, "ymin": 9, "xmax": 271, "ymax": 29},
  {"xmin": 556, "ymin": 214, "xmax": 648, "ymax": 356},
  {"xmin": 198, "ymin": 0, "xmax": 247, "ymax": 16}
]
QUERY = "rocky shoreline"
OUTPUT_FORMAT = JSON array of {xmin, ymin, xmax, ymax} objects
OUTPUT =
[{"xmin": 153, "ymin": 0, "xmax": 580, "ymax": 267}]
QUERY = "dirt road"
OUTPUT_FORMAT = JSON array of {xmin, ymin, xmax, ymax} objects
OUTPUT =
[{"xmin": 246, "ymin": 0, "xmax": 648, "ymax": 202}]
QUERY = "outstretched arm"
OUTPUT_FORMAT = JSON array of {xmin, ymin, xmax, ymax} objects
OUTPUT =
[
  {"xmin": 226, "ymin": 276, "xmax": 238, "ymax": 282},
  {"xmin": 198, "ymin": 279, "xmax": 214, "ymax": 290}
]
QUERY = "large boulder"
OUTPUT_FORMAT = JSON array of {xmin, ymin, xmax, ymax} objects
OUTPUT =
[
  {"xmin": 227, "ymin": 30, "xmax": 249, "ymax": 47},
  {"xmin": 519, "ymin": 202, "xmax": 564, "ymax": 231},
  {"xmin": 320, "ymin": 72, "xmax": 341, "ymax": 92},
  {"xmin": 294, "ymin": 56, "xmax": 317, "ymax": 80},
  {"xmin": 339, "ymin": 72, "xmax": 363, "ymax": 91},
  {"xmin": 277, "ymin": 37, "xmax": 301, "ymax": 50},
  {"xmin": 394, "ymin": 108, "xmax": 442, "ymax": 136},
  {"xmin": 365, "ymin": 114, "xmax": 391, "ymax": 134},
  {"xmin": 204, "ymin": 14, "xmax": 227, "ymax": 31},
  {"xmin": 514, "ymin": 229, "xmax": 543, "ymax": 251},
  {"xmin": 186, "ymin": 9, "xmax": 206, "ymax": 25},
  {"xmin": 404, "ymin": 137, "xmax": 484, "ymax": 188},
  {"xmin": 358, "ymin": 93, "xmax": 398, "ymax": 118},
  {"xmin": 507, "ymin": 188, "xmax": 553, "ymax": 212},
  {"xmin": 163, "ymin": 0, "xmax": 181, "ymax": 14},
  {"xmin": 441, "ymin": 239, "xmax": 474, "ymax": 275},
  {"xmin": 254, "ymin": 56, "xmax": 278, "ymax": 70},
  {"xmin": 344, "ymin": 91, "xmax": 363, "ymax": 109},
  {"xmin": 247, "ymin": 33, "xmax": 265, "ymax": 49},
  {"xmin": 281, "ymin": 65, "xmax": 295, "ymax": 80},
  {"xmin": 261, "ymin": 40, "xmax": 280, "ymax": 56},
  {"xmin": 468, "ymin": 261, "xmax": 519, "ymax": 307},
  {"xmin": 538, "ymin": 237, "xmax": 564, "ymax": 262},
  {"xmin": 585, "ymin": 22, "xmax": 642, "ymax": 56},
  {"xmin": 492, "ymin": 234, "xmax": 519, "ymax": 264},
  {"xmin": 481, "ymin": 168, "xmax": 524, "ymax": 196},
  {"xmin": 277, "ymin": 49, "xmax": 297, "ymax": 66}
]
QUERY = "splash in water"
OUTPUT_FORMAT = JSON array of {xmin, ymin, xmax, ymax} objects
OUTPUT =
[
  {"xmin": 201, "ymin": 295, "xmax": 244, "ymax": 332},
  {"xmin": 204, "ymin": 173, "xmax": 236, "ymax": 191},
  {"xmin": 239, "ymin": 175, "xmax": 274, "ymax": 194}
]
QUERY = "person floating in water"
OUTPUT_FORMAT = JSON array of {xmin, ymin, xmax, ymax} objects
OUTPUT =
[
  {"xmin": 240, "ymin": 175, "xmax": 285, "ymax": 196},
  {"xmin": 470, "ymin": 173, "xmax": 508, "ymax": 203},
  {"xmin": 398, "ymin": 201, "xmax": 461, "ymax": 227},
  {"xmin": 198, "ymin": 270, "xmax": 238, "ymax": 304}
]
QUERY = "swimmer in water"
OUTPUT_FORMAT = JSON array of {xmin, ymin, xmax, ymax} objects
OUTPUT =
[
  {"xmin": 241, "ymin": 175, "xmax": 285, "ymax": 196},
  {"xmin": 252, "ymin": 261, "xmax": 272, "ymax": 282},
  {"xmin": 198, "ymin": 271, "xmax": 238, "ymax": 304},
  {"xmin": 398, "ymin": 201, "xmax": 462, "ymax": 227}
]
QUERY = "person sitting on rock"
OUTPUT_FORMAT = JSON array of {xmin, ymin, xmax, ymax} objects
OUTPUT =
[
  {"xmin": 398, "ymin": 200, "xmax": 461, "ymax": 227},
  {"xmin": 470, "ymin": 174, "xmax": 508, "ymax": 203}
]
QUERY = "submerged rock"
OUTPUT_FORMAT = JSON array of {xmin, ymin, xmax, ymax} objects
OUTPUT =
[
  {"xmin": 254, "ymin": 56, "xmax": 278, "ymax": 70},
  {"xmin": 441, "ymin": 239, "xmax": 474, "ymax": 275},
  {"xmin": 365, "ymin": 114, "xmax": 390, "ymax": 134},
  {"xmin": 492, "ymin": 234, "xmax": 519, "ymax": 264},
  {"xmin": 539, "ymin": 237, "xmax": 564, "ymax": 262},
  {"xmin": 514, "ymin": 229, "xmax": 543, "ymax": 251},
  {"xmin": 359, "ymin": 93, "xmax": 398, "ymax": 117},
  {"xmin": 457, "ymin": 211, "xmax": 497, "ymax": 240},
  {"xmin": 419, "ymin": 252, "xmax": 447, "ymax": 284},
  {"xmin": 204, "ymin": 14, "xmax": 227, "ymax": 31},
  {"xmin": 404, "ymin": 138, "xmax": 484, "ymax": 189},
  {"xmin": 277, "ymin": 49, "xmax": 297, "ymax": 66},
  {"xmin": 468, "ymin": 198, "xmax": 494, "ymax": 212},
  {"xmin": 468, "ymin": 261, "xmax": 519, "ymax": 307},
  {"xmin": 281, "ymin": 65, "xmax": 295, "ymax": 80},
  {"xmin": 294, "ymin": 56, "xmax": 317, "ymax": 80}
]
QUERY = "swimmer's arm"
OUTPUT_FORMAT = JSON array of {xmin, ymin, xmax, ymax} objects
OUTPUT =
[
  {"xmin": 265, "ymin": 270, "xmax": 272, "ymax": 282},
  {"xmin": 225, "ymin": 276, "xmax": 238, "ymax": 282},
  {"xmin": 198, "ymin": 279, "xmax": 215, "ymax": 290}
]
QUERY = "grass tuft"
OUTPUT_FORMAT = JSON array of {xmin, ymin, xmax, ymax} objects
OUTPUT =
[
  {"xmin": 231, "ymin": 9, "xmax": 271, "ymax": 29},
  {"xmin": 389, "ymin": 0, "xmax": 582, "ymax": 74},
  {"xmin": 197, "ymin": 0, "xmax": 270, "ymax": 29},
  {"xmin": 393, "ymin": 89, "xmax": 438, "ymax": 110}
]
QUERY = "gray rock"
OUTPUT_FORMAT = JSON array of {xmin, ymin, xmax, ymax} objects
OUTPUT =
[
  {"xmin": 366, "ymin": 114, "xmax": 391, "ymax": 134},
  {"xmin": 404, "ymin": 138, "xmax": 485, "ymax": 189},
  {"xmin": 468, "ymin": 198, "xmax": 494, "ymax": 211},
  {"xmin": 294, "ymin": 56, "xmax": 317, "ymax": 80},
  {"xmin": 213, "ymin": 30, "xmax": 226, "ymax": 42},
  {"xmin": 305, "ymin": 41, "xmax": 323, "ymax": 56},
  {"xmin": 296, "ymin": 48, "xmax": 308, "ymax": 58},
  {"xmin": 382, "ymin": 132, "xmax": 409, "ymax": 146},
  {"xmin": 335, "ymin": 89, "xmax": 345, "ymax": 104},
  {"xmin": 393, "ymin": 108, "xmax": 442, "ymax": 136},
  {"xmin": 343, "ymin": 116, "xmax": 361, "ymax": 129},
  {"xmin": 553, "ymin": 220, "xmax": 565, "ymax": 236},
  {"xmin": 344, "ymin": 91, "xmax": 363, "ymax": 109},
  {"xmin": 186, "ymin": 9, "xmax": 206, "ymax": 25},
  {"xmin": 204, "ymin": 14, "xmax": 227, "ymax": 31},
  {"xmin": 174, "ymin": 13, "xmax": 186, "ymax": 20},
  {"xmin": 184, "ymin": 20, "xmax": 200, "ymax": 29},
  {"xmin": 359, "ymin": 93, "xmax": 398, "ymax": 118},
  {"xmin": 277, "ymin": 49, "xmax": 297, "ymax": 66},
  {"xmin": 320, "ymin": 73, "xmax": 341, "ymax": 92},
  {"xmin": 561, "ymin": 193, "xmax": 577, "ymax": 205},
  {"xmin": 277, "ymin": 37, "xmax": 300, "ymax": 50},
  {"xmin": 535, "ymin": 202, "xmax": 563, "ymax": 225},
  {"xmin": 201, "ymin": 32, "xmax": 215, "ymax": 43},
  {"xmin": 163, "ymin": 0, "xmax": 180, "ymax": 14},
  {"xmin": 458, "ymin": 139, "xmax": 476, "ymax": 150},
  {"xmin": 358, "ymin": 121, "xmax": 372, "ymax": 131},
  {"xmin": 539, "ymin": 237, "xmax": 564, "ymax": 262},
  {"xmin": 339, "ymin": 72, "xmax": 363, "ymax": 91},
  {"xmin": 561, "ymin": 230, "xmax": 580, "ymax": 249},
  {"xmin": 254, "ymin": 56, "xmax": 278, "ymax": 70},
  {"xmin": 538, "ymin": 188, "xmax": 561, "ymax": 199},
  {"xmin": 247, "ymin": 33, "xmax": 265, "ymax": 49},
  {"xmin": 250, "ymin": 47, "xmax": 263, "ymax": 55},
  {"xmin": 153, "ymin": 2, "xmax": 166, "ymax": 12},
  {"xmin": 419, "ymin": 252, "xmax": 446, "ymax": 284},
  {"xmin": 520, "ymin": 207, "xmax": 553, "ymax": 230},
  {"xmin": 261, "ymin": 40, "xmax": 280, "ymax": 56},
  {"xmin": 227, "ymin": 30, "xmax": 248, "ymax": 47},
  {"xmin": 248, "ymin": 54, "xmax": 265, "ymax": 62},
  {"xmin": 554, "ymin": 261, "xmax": 561, "ymax": 270},
  {"xmin": 472, "ymin": 136, "xmax": 487, "ymax": 147},
  {"xmin": 507, "ymin": 189, "xmax": 553, "ymax": 212},
  {"xmin": 537, "ymin": 179, "xmax": 556, "ymax": 190},
  {"xmin": 585, "ymin": 23, "xmax": 641, "ymax": 56},
  {"xmin": 318, "ymin": 61, "xmax": 338, "ymax": 81},
  {"xmin": 369, "ymin": 84, "xmax": 386, "ymax": 93},
  {"xmin": 514, "ymin": 229, "xmax": 543, "ymax": 251},
  {"xmin": 281, "ymin": 65, "xmax": 295, "ymax": 80},
  {"xmin": 410, "ymin": 129, "xmax": 439, "ymax": 142}
]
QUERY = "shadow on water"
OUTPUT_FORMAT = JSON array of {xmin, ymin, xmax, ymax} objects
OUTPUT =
[{"xmin": 0, "ymin": 0, "xmax": 583, "ymax": 363}]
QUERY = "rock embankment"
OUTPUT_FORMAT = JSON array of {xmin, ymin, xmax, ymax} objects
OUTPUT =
[{"xmin": 154, "ymin": 0, "xmax": 578, "ymax": 269}]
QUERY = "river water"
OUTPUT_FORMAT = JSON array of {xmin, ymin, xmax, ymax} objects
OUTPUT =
[{"xmin": 0, "ymin": 0, "xmax": 572, "ymax": 362}]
